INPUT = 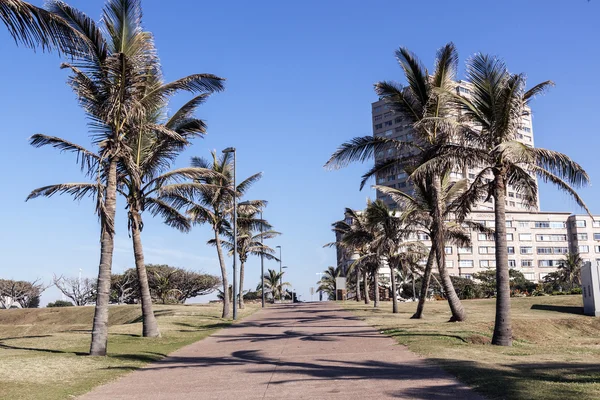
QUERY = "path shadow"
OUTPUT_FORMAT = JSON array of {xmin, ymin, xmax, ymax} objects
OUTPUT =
[{"xmin": 530, "ymin": 304, "xmax": 584, "ymax": 315}]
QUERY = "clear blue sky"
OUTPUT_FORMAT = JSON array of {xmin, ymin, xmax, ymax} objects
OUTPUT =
[{"xmin": 0, "ymin": 0, "xmax": 598, "ymax": 305}]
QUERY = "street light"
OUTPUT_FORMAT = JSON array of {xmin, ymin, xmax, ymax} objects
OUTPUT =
[
  {"xmin": 260, "ymin": 210, "xmax": 265, "ymax": 308},
  {"xmin": 316, "ymin": 272, "xmax": 324, "ymax": 301},
  {"xmin": 282, "ymin": 266, "xmax": 289, "ymax": 300},
  {"xmin": 276, "ymin": 245, "xmax": 282, "ymax": 301},
  {"xmin": 222, "ymin": 147, "xmax": 237, "ymax": 320}
]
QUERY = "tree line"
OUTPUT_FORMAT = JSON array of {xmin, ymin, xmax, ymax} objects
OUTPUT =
[{"xmin": 1, "ymin": 0, "xmax": 279, "ymax": 356}]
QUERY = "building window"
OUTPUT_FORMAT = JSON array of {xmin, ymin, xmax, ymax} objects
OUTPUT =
[
  {"xmin": 506, "ymin": 233, "xmax": 513, "ymax": 241},
  {"xmin": 478, "ymin": 233, "xmax": 494, "ymax": 241},
  {"xmin": 539, "ymin": 260, "xmax": 564, "ymax": 267},
  {"xmin": 446, "ymin": 260, "xmax": 454, "ymax": 268},
  {"xmin": 593, "ymin": 221, "xmax": 600, "ymax": 228},
  {"xmin": 397, "ymin": 172, "xmax": 407, "ymax": 180},
  {"xmin": 574, "ymin": 233, "xmax": 588, "ymax": 241},
  {"xmin": 394, "ymin": 117, "xmax": 403, "ymax": 123},
  {"xmin": 521, "ymin": 260, "xmax": 533, "ymax": 267},
  {"xmin": 458, "ymin": 247, "xmax": 472, "ymax": 254},
  {"xmin": 398, "ymin": 182, "xmax": 407, "ymax": 188},
  {"xmin": 445, "ymin": 246, "xmax": 453, "ymax": 255},
  {"xmin": 385, "ymin": 129, "xmax": 393, "ymax": 136},
  {"xmin": 554, "ymin": 247, "xmax": 569, "ymax": 254},
  {"xmin": 383, "ymin": 111, "xmax": 392, "ymax": 118},
  {"xmin": 550, "ymin": 222, "xmax": 566, "ymax": 228},
  {"xmin": 508, "ymin": 260, "xmax": 516, "ymax": 267},
  {"xmin": 373, "ymin": 106, "xmax": 382, "ymax": 112},
  {"xmin": 480, "ymin": 260, "xmax": 496, "ymax": 268},
  {"xmin": 524, "ymin": 273, "xmax": 535, "ymax": 281},
  {"xmin": 520, "ymin": 247, "xmax": 533, "ymax": 255},
  {"xmin": 479, "ymin": 246, "xmax": 496, "ymax": 254},
  {"xmin": 384, "ymin": 120, "xmax": 393, "ymax": 127},
  {"xmin": 374, "ymin": 115, "xmax": 383, "ymax": 121},
  {"xmin": 506, "ymin": 221, "xmax": 513, "ymax": 228},
  {"xmin": 508, "ymin": 192, "xmax": 515, "ymax": 198},
  {"xmin": 519, "ymin": 233, "xmax": 532, "ymax": 241},
  {"xmin": 536, "ymin": 234, "xmax": 567, "ymax": 242},
  {"xmin": 579, "ymin": 245, "xmax": 590, "ymax": 253},
  {"xmin": 518, "ymin": 221, "xmax": 529, "ymax": 228},
  {"xmin": 534, "ymin": 221, "xmax": 550, "ymax": 228},
  {"xmin": 468, "ymin": 173, "xmax": 476, "ymax": 179},
  {"xmin": 417, "ymin": 233, "xmax": 430, "ymax": 240},
  {"xmin": 507, "ymin": 246, "xmax": 515, "ymax": 254},
  {"xmin": 537, "ymin": 247, "xmax": 552, "ymax": 254},
  {"xmin": 594, "ymin": 233, "xmax": 600, "ymax": 241},
  {"xmin": 575, "ymin": 220, "xmax": 586, "ymax": 228},
  {"xmin": 595, "ymin": 246, "xmax": 600, "ymax": 253},
  {"xmin": 375, "ymin": 123, "xmax": 383, "ymax": 130},
  {"xmin": 459, "ymin": 260, "xmax": 474, "ymax": 268}
]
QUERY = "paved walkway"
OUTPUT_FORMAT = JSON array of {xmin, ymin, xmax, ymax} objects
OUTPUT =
[{"xmin": 81, "ymin": 302, "xmax": 483, "ymax": 399}]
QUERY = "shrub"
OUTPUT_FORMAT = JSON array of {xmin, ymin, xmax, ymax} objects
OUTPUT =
[
  {"xmin": 47, "ymin": 300, "xmax": 74, "ymax": 307},
  {"xmin": 569, "ymin": 287, "xmax": 582, "ymax": 295}
]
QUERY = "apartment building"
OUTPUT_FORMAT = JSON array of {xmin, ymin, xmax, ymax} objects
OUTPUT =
[
  {"xmin": 334, "ymin": 89, "xmax": 594, "ymax": 283},
  {"xmin": 372, "ymin": 81, "xmax": 539, "ymax": 212}
]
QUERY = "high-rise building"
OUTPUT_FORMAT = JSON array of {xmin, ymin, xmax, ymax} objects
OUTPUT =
[
  {"xmin": 372, "ymin": 81, "xmax": 539, "ymax": 212},
  {"xmin": 334, "ymin": 88, "xmax": 595, "ymax": 284}
]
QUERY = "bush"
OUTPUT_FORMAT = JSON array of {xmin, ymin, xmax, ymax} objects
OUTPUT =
[
  {"xmin": 569, "ymin": 287, "xmax": 582, "ymax": 295},
  {"xmin": 47, "ymin": 300, "xmax": 74, "ymax": 307}
]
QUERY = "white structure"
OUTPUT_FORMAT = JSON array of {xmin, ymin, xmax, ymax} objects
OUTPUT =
[{"xmin": 582, "ymin": 261, "xmax": 600, "ymax": 317}]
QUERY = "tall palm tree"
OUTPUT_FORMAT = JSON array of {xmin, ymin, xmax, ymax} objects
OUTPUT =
[
  {"xmin": 424, "ymin": 54, "xmax": 591, "ymax": 345},
  {"xmin": 317, "ymin": 266, "xmax": 342, "ymax": 300},
  {"xmin": 558, "ymin": 252, "xmax": 583, "ymax": 291},
  {"xmin": 212, "ymin": 208, "xmax": 280, "ymax": 309},
  {"xmin": 258, "ymin": 269, "xmax": 289, "ymax": 301},
  {"xmin": 325, "ymin": 43, "xmax": 467, "ymax": 321},
  {"xmin": 167, "ymin": 151, "xmax": 261, "ymax": 318},
  {"xmin": 25, "ymin": 0, "xmax": 224, "ymax": 355}
]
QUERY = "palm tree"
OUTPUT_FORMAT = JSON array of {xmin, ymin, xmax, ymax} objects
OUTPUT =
[
  {"xmin": 375, "ymin": 174, "xmax": 487, "ymax": 318},
  {"xmin": 425, "ymin": 54, "xmax": 591, "ymax": 345},
  {"xmin": 169, "ymin": 151, "xmax": 261, "ymax": 318},
  {"xmin": 0, "ymin": 0, "xmax": 87, "ymax": 54},
  {"xmin": 317, "ymin": 266, "xmax": 342, "ymax": 300},
  {"xmin": 364, "ymin": 200, "xmax": 412, "ymax": 313},
  {"xmin": 24, "ymin": 0, "xmax": 224, "ymax": 355},
  {"xmin": 213, "ymin": 208, "xmax": 280, "ymax": 309},
  {"xmin": 325, "ymin": 43, "xmax": 467, "ymax": 321},
  {"xmin": 330, "ymin": 208, "xmax": 377, "ymax": 305},
  {"xmin": 258, "ymin": 269, "xmax": 289, "ymax": 301}
]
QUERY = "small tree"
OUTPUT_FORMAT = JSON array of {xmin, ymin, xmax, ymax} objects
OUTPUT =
[
  {"xmin": 0, "ymin": 279, "xmax": 46, "ymax": 309},
  {"xmin": 110, "ymin": 272, "xmax": 137, "ymax": 305},
  {"xmin": 53, "ymin": 275, "xmax": 96, "ymax": 306}
]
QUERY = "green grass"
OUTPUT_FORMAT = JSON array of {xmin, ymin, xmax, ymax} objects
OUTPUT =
[
  {"xmin": 343, "ymin": 295, "xmax": 600, "ymax": 400},
  {"xmin": 0, "ymin": 303, "xmax": 259, "ymax": 400}
]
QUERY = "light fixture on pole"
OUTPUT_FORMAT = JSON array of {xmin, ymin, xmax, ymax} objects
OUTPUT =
[
  {"xmin": 222, "ymin": 147, "xmax": 237, "ymax": 320},
  {"xmin": 260, "ymin": 210, "xmax": 265, "ymax": 308},
  {"xmin": 276, "ymin": 245, "xmax": 282, "ymax": 301}
]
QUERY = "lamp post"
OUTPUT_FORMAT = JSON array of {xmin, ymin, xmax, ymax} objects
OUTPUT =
[
  {"xmin": 282, "ymin": 266, "xmax": 289, "ymax": 300},
  {"xmin": 222, "ymin": 147, "xmax": 237, "ymax": 320},
  {"xmin": 276, "ymin": 245, "xmax": 282, "ymax": 301},
  {"xmin": 316, "ymin": 272, "xmax": 324, "ymax": 301},
  {"xmin": 260, "ymin": 210, "xmax": 265, "ymax": 308}
]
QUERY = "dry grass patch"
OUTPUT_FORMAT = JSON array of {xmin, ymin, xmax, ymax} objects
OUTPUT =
[
  {"xmin": 0, "ymin": 303, "xmax": 260, "ymax": 400},
  {"xmin": 343, "ymin": 295, "xmax": 600, "ymax": 400}
]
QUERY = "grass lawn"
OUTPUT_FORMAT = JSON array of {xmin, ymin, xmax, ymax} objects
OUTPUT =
[
  {"xmin": 343, "ymin": 295, "xmax": 600, "ymax": 400},
  {"xmin": 0, "ymin": 303, "xmax": 259, "ymax": 400}
]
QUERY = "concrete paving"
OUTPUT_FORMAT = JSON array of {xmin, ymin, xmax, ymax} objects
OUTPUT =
[{"xmin": 80, "ymin": 302, "xmax": 484, "ymax": 399}]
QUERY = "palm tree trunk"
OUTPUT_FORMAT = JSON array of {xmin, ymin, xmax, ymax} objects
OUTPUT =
[
  {"xmin": 363, "ymin": 271, "xmax": 370, "ymax": 305},
  {"xmin": 412, "ymin": 245, "xmax": 436, "ymax": 319},
  {"xmin": 238, "ymin": 260, "xmax": 245, "ymax": 309},
  {"xmin": 373, "ymin": 268, "xmax": 380, "ymax": 308},
  {"xmin": 90, "ymin": 158, "xmax": 117, "ymax": 356},
  {"xmin": 492, "ymin": 174, "xmax": 512, "ymax": 346},
  {"xmin": 432, "ymin": 176, "xmax": 466, "ymax": 322},
  {"xmin": 355, "ymin": 267, "xmax": 362, "ymax": 302},
  {"xmin": 214, "ymin": 230, "xmax": 230, "ymax": 318},
  {"xmin": 391, "ymin": 261, "xmax": 398, "ymax": 314},
  {"xmin": 130, "ymin": 210, "xmax": 160, "ymax": 337}
]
